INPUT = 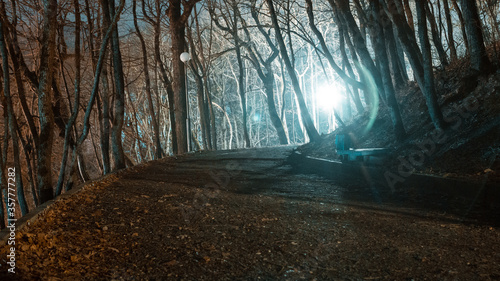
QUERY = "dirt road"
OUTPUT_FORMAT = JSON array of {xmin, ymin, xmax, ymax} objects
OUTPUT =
[{"xmin": 1, "ymin": 146, "xmax": 499, "ymax": 280}]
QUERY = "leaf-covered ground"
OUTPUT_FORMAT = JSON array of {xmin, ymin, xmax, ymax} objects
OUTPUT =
[{"xmin": 1, "ymin": 146, "xmax": 500, "ymax": 280}]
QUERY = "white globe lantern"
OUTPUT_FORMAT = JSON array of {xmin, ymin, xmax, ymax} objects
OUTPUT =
[{"xmin": 180, "ymin": 52, "xmax": 191, "ymax": 63}]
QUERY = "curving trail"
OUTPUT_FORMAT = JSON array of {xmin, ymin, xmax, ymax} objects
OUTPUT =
[{"xmin": 1, "ymin": 146, "xmax": 499, "ymax": 280}]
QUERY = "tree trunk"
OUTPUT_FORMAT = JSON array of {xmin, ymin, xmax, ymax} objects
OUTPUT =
[
  {"xmin": 402, "ymin": 0, "xmax": 414, "ymax": 31},
  {"xmin": 101, "ymin": 59, "xmax": 111, "ymax": 174},
  {"xmin": 74, "ymin": 0, "xmax": 125, "ymax": 180},
  {"xmin": 152, "ymin": 0, "xmax": 177, "ymax": 154},
  {"xmin": 247, "ymin": 3, "xmax": 288, "ymax": 144},
  {"xmin": 169, "ymin": 0, "xmax": 188, "ymax": 153},
  {"xmin": 37, "ymin": 0, "xmax": 58, "ymax": 203},
  {"xmin": 370, "ymin": 0, "xmax": 406, "ymax": 141},
  {"xmin": 234, "ymin": 36, "xmax": 251, "ymax": 148},
  {"xmin": 265, "ymin": 0, "xmax": 320, "ymax": 142},
  {"xmin": 0, "ymin": 20, "xmax": 29, "ymax": 215},
  {"xmin": 416, "ymin": 0, "xmax": 445, "ymax": 130},
  {"xmin": 167, "ymin": 0, "xmax": 200, "ymax": 153},
  {"xmin": 205, "ymin": 77, "xmax": 217, "ymax": 150},
  {"xmin": 451, "ymin": 0, "xmax": 469, "ymax": 56},
  {"xmin": 425, "ymin": 2, "xmax": 448, "ymax": 66},
  {"xmin": 3, "ymin": 23, "xmax": 39, "ymax": 152},
  {"xmin": 382, "ymin": 0, "xmax": 425, "ymax": 87},
  {"xmin": 194, "ymin": 72, "xmax": 209, "ymax": 150},
  {"xmin": 334, "ymin": 7, "xmax": 372, "ymax": 107},
  {"xmin": 460, "ymin": 0, "xmax": 492, "ymax": 73},
  {"xmin": 55, "ymin": 0, "xmax": 82, "ymax": 196},
  {"xmin": 15, "ymin": 128, "xmax": 38, "ymax": 206},
  {"xmin": 192, "ymin": 6, "xmax": 213, "ymax": 150},
  {"xmin": 382, "ymin": 17, "xmax": 408, "ymax": 87},
  {"xmin": 133, "ymin": 0, "xmax": 162, "ymax": 159},
  {"xmin": 85, "ymin": 0, "xmax": 110, "ymax": 174},
  {"xmin": 333, "ymin": 0, "xmax": 385, "ymax": 100},
  {"xmin": 103, "ymin": 0, "xmax": 126, "ymax": 170},
  {"xmin": 262, "ymin": 70, "xmax": 288, "ymax": 145},
  {"xmin": 186, "ymin": 34, "xmax": 211, "ymax": 150},
  {"xmin": 443, "ymin": 0, "xmax": 457, "ymax": 60}
]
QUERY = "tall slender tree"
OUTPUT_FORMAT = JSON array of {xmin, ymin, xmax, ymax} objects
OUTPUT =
[
  {"xmin": 0, "ymin": 13, "xmax": 29, "ymax": 214},
  {"xmin": 168, "ymin": 0, "xmax": 200, "ymax": 154},
  {"xmin": 265, "ymin": 0, "xmax": 320, "ymax": 142},
  {"xmin": 416, "ymin": 0, "xmax": 445, "ymax": 130},
  {"xmin": 133, "ymin": 0, "xmax": 163, "ymax": 159},
  {"xmin": 460, "ymin": 0, "xmax": 492, "ymax": 73},
  {"xmin": 443, "ymin": 0, "xmax": 457, "ymax": 61},
  {"xmin": 369, "ymin": 0, "xmax": 406, "ymax": 140},
  {"xmin": 37, "ymin": 0, "xmax": 58, "ymax": 203},
  {"xmin": 55, "ymin": 0, "xmax": 82, "ymax": 196},
  {"xmin": 101, "ymin": 0, "xmax": 126, "ymax": 170}
]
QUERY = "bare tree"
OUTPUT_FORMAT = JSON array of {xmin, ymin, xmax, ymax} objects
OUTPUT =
[
  {"xmin": 461, "ymin": 0, "xmax": 492, "ymax": 73},
  {"xmin": 443, "ymin": 0, "xmax": 457, "ymax": 60},
  {"xmin": 168, "ymin": 0, "xmax": 200, "ymax": 154},
  {"xmin": 133, "ymin": 0, "xmax": 163, "ymax": 159},
  {"xmin": 369, "ymin": 0, "xmax": 406, "ymax": 140},
  {"xmin": 416, "ymin": 0, "xmax": 445, "ymax": 129},
  {"xmin": 55, "ymin": 0, "xmax": 82, "ymax": 196},
  {"xmin": 37, "ymin": 0, "xmax": 58, "ymax": 203},
  {"xmin": 0, "ymin": 13, "xmax": 29, "ymax": 214},
  {"xmin": 265, "ymin": 0, "xmax": 320, "ymax": 142},
  {"xmin": 209, "ymin": 0, "xmax": 251, "ymax": 148}
]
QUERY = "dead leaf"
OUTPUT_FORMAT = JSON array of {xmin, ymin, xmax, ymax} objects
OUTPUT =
[
  {"xmin": 166, "ymin": 260, "xmax": 177, "ymax": 266},
  {"xmin": 109, "ymin": 247, "xmax": 120, "ymax": 253}
]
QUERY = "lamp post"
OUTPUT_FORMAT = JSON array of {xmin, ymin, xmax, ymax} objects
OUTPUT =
[{"xmin": 180, "ymin": 52, "xmax": 191, "ymax": 152}]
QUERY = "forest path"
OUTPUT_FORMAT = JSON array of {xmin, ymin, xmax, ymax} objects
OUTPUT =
[{"xmin": 1, "ymin": 146, "xmax": 500, "ymax": 280}]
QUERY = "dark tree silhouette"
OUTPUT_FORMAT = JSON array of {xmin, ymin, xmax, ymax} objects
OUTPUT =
[
  {"xmin": 168, "ymin": 0, "xmax": 200, "ymax": 154},
  {"xmin": 416, "ymin": 0, "xmax": 445, "ymax": 130},
  {"xmin": 461, "ymin": 0, "xmax": 492, "ymax": 73},
  {"xmin": 133, "ymin": 0, "xmax": 163, "ymax": 159},
  {"xmin": 265, "ymin": 0, "xmax": 320, "ymax": 142},
  {"xmin": 37, "ymin": 0, "xmax": 58, "ymax": 203}
]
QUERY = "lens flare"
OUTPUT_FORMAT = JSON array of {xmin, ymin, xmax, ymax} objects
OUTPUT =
[
  {"xmin": 316, "ymin": 85, "xmax": 343, "ymax": 110},
  {"xmin": 358, "ymin": 64, "xmax": 379, "ymax": 135}
]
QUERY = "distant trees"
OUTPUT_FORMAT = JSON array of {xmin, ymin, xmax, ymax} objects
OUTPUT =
[{"xmin": 208, "ymin": 0, "xmax": 252, "ymax": 148}]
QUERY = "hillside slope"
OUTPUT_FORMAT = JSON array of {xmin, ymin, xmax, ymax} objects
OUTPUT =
[{"xmin": 298, "ymin": 54, "xmax": 500, "ymax": 183}]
